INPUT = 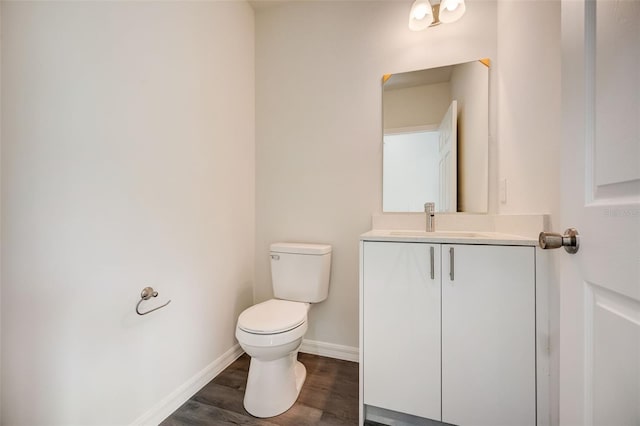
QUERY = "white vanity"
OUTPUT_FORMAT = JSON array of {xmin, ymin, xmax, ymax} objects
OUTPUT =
[{"xmin": 359, "ymin": 230, "xmax": 542, "ymax": 426}]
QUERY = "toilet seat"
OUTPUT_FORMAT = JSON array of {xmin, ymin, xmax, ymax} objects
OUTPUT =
[{"xmin": 238, "ymin": 299, "xmax": 308, "ymax": 334}]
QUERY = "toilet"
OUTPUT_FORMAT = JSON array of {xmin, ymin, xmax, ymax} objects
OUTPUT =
[{"xmin": 235, "ymin": 242, "xmax": 332, "ymax": 418}]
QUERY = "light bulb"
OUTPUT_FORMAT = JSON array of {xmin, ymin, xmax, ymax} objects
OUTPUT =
[
  {"xmin": 409, "ymin": 0, "xmax": 434, "ymax": 30},
  {"xmin": 413, "ymin": 4, "xmax": 429, "ymax": 20},
  {"xmin": 445, "ymin": 0, "xmax": 459, "ymax": 11},
  {"xmin": 438, "ymin": 0, "xmax": 466, "ymax": 23}
]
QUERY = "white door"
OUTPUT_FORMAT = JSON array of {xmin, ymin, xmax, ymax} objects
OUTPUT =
[
  {"xmin": 438, "ymin": 100, "xmax": 457, "ymax": 212},
  {"xmin": 559, "ymin": 1, "xmax": 640, "ymax": 425}
]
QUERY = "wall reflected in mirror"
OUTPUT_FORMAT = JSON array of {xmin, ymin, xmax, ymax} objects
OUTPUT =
[{"xmin": 382, "ymin": 59, "xmax": 489, "ymax": 213}]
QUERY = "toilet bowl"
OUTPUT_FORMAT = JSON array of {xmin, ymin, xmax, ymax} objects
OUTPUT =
[
  {"xmin": 235, "ymin": 242, "xmax": 332, "ymax": 418},
  {"xmin": 236, "ymin": 299, "xmax": 310, "ymax": 417}
]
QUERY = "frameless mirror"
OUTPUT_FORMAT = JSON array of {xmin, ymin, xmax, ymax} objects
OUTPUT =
[{"xmin": 382, "ymin": 59, "xmax": 489, "ymax": 213}]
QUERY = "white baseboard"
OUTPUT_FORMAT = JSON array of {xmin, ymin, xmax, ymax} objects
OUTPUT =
[
  {"xmin": 130, "ymin": 339, "xmax": 356, "ymax": 425},
  {"xmin": 130, "ymin": 343, "xmax": 244, "ymax": 426},
  {"xmin": 299, "ymin": 339, "xmax": 359, "ymax": 362}
]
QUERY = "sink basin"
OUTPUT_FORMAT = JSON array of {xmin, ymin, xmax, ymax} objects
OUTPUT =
[{"xmin": 389, "ymin": 230, "xmax": 489, "ymax": 238}]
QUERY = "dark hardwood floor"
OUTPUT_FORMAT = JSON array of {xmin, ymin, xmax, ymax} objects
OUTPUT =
[{"xmin": 162, "ymin": 352, "xmax": 360, "ymax": 425}]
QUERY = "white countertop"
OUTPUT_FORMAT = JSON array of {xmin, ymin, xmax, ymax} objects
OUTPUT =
[{"xmin": 360, "ymin": 229, "xmax": 538, "ymax": 246}]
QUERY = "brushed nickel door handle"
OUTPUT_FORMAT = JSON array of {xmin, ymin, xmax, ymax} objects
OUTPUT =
[{"xmin": 539, "ymin": 228, "xmax": 580, "ymax": 254}]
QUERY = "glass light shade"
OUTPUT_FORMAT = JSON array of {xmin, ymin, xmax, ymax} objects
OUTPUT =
[
  {"xmin": 409, "ymin": 0, "xmax": 434, "ymax": 31},
  {"xmin": 438, "ymin": 0, "xmax": 466, "ymax": 23}
]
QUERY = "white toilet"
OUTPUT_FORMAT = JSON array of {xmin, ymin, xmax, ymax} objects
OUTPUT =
[{"xmin": 235, "ymin": 242, "xmax": 332, "ymax": 418}]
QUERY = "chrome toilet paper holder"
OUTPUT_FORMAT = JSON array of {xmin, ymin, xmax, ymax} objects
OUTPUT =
[{"xmin": 136, "ymin": 286, "xmax": 171, "ymax": 315}]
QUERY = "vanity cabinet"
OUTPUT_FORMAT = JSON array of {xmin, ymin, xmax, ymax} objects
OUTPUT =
[{"xmin": 361, "ymin": 241, "xmax": 536, "ymax": 426}]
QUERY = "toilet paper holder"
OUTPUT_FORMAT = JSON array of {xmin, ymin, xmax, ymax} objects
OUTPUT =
[{"xmin": 136, "ymin": 286, "xmax": 171, "ymax": 315}]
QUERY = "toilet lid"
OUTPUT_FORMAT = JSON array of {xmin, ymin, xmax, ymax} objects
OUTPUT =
[{"xmin": 238, "ymin": 299, "xmax": 308, "ymax": 334}]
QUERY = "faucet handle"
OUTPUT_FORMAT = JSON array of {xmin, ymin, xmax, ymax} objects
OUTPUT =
[{"xmin": 424, "ymin": 202, "xmax": 435, "ymax": 213}]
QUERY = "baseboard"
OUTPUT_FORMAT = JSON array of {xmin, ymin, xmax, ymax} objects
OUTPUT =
[
  {"xmin": 299, "ymin": 339, "xmax": 359, "ymax": 362},
  {"xmin": 130, "ymin": 343, "xmax": 244, "ymax": 426},
  {"xmin": 366, "ymin": 405, "xmax": 440, "ymax": 426}
]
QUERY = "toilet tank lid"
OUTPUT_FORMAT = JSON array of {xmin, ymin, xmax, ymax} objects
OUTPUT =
[{"xmin": 270, "ymin": 242, "xmax": 332, "ymax": 255}]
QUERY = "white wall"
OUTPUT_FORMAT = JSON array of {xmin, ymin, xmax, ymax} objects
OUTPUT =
[
  {"xmin": 1, "ymin": 2, "xmax": 255, "ymax": 424},
  {"xmin": 384, "ymin": 82, "xmax": 451, "ymax": 130},
  {"xmin": 255, "ymin": 0, "xmax": 497, "ymax": 349},
  {"xmin": 496, "ymin": 1, "xmax": 561, "ymax": 216},
  {"xmin": 496, "ymin": 1, "xmax": 561, "ymax": 425},
  {"xmin": 450, "ymin": 60, "xmax": 489, "ymax": 212},
  {"xmin": 0, "ymin": 4, "xmax": 3, "ymax": 421}
]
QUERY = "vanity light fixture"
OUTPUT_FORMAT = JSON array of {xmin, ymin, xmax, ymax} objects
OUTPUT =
[
  {"xmin": 439, "ymin": 0, "xmax": 466, "ymax": 23},
  {"xmin": 409, "ymin": 0, "xmax": 435, "ymax": 30},
  {"xmin": 408, "ymin": 0, "xmax": 466, "ymax": 30}
]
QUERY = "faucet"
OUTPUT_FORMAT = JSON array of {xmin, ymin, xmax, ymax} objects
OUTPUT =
[{"xmin": 424, "ymin": 202, "xmax": 435, "ymax": 232}]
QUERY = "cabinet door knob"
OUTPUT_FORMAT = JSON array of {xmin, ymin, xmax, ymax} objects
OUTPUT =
[{"xmin": 538, "ymin": 228, "xmax": 579, "ymax": 254}]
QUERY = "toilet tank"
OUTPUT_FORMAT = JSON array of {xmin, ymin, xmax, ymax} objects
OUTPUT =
[{"xmin": 270, "ymin": 242, "xmax": 332, "ymax": 303}]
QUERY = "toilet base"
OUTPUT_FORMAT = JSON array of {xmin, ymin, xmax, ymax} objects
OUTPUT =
[{"xmin": 243, "ymin": 351, "xmax": 307, "ymax": 418}]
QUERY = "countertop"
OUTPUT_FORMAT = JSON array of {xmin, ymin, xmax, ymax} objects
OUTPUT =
[{"xmin": 360, "ymin": 229, "xmax": 538, "ymax": 246}]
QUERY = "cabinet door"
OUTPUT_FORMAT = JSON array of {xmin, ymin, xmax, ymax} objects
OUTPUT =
[
  {"xmin": 442, "ymin": 244, "xmax": 535, "ymax": 426},
  {"xmin": 363, "ymin": 241, "xmax": 441, "ymax": 420}
]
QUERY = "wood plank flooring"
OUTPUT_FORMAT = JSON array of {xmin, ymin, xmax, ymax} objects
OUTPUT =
[{"xmin": 162, "ymin": 352, "xmax": 360, "ymax": 425}]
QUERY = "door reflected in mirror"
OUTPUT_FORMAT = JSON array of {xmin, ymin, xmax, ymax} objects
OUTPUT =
[{"xmin": 382, "ymin": 59, "xmax": 489, "ymax": 213}]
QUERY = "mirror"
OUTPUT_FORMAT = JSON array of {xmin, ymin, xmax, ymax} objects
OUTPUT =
[{"xmin": 382, "ymin": 59, "xmax": 489, "ymax": 213}]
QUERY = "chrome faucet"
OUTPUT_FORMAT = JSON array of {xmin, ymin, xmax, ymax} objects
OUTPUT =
[{"xmin": 424, "ymin": 202, "xmax": 435, "ymax": 232}]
